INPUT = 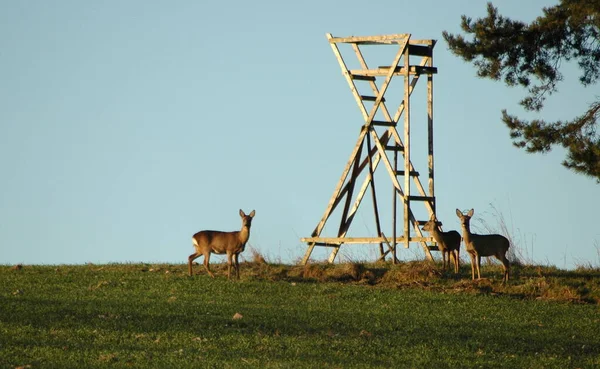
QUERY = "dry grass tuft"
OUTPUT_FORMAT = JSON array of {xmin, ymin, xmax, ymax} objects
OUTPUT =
[
  {"xmin": 328, "ymin": 262, "xmax": 366, "ymax": 282},
  {"xmin": 300, "ymin": 264, "xmax": 328, "ymax": 281},
  {"xmin": 380, "ymin": 261, "xmax": 442, "ymax": 286},
  {"xmin": 220, "ymin": 258, "xmax": 600, "ymax": 304},
  {"xmin": 249, "ymin": 247, "xmax": 268, "ymax": 265}
]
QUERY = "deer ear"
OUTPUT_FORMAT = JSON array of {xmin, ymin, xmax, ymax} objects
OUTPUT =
[
  {"xmin": 467, "ymin": 209, "xmax": 474, "ymax": 217},
  {"xmin": 249, "ymin": 210, "xmax": 255, "ymax": 218},
  {"xmin": 239, "ymin": 209, "xmax": 245, "ymax": 217},
  {"xmin": 455, "ymin": 209, "xmax": 462, "ymax": 217}
]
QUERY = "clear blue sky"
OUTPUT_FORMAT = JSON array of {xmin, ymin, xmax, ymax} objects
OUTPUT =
[{"xmin": 1, "ymin": 0, "xmax": 598, "ymax": 269}]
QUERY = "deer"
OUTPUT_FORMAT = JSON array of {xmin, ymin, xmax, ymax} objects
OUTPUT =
[
  {"xmin": 455, "ymin": 208, "xmax": 510, "ymax": 283},
  {"xmin": 421, "ymin": 215, "xmax": 462, "ymax": 273},
  {"xmin": 188, "ymin": 209, "xmax": 255, "ymax": 279}
]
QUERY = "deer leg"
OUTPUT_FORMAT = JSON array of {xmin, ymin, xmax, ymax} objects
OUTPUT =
[
  {"xmin": 469, "ymin": 254, "xmax": 476, "ymax": 280},
  {"xmin": 188, "ymin": 253, "xmax": 200, "ymax": 276},
  {"xmin": 234, "ymin": 253, "xmax": 240, "ymax": 279},
  {"xmin": 445, "ymin": 251, "xmax": 450, "ymax": 271},
  {"xmin": 203, "ymin": 252, "xmax": 215, "ymax": 278},
  {"xmin": 441, "ymin": 250, "xmax": 447, "ymax": 270},
  {"xmin": 476, "ymin": 256, "xmax": 482, "ymax": 279},
  {"xmin": 497, "ymin": 254, "xmax": 510, "ymax": 283},
  {"xmin": 226, "ymin": 252, "xmax": 233, "ymax": 280},
  {"xmin": 450, "ymin": 251, "xmax": 457, "ymax": 274}
]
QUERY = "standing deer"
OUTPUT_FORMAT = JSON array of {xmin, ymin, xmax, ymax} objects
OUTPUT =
[
  {"xmin": 421, "ymin": 215, "xmax": 462, "ymax": 273},
  {"xmin": 188, "ymin": 209, "xmax": 255, "ymax": 279},
  {"xmin": 455, "ymin": 209, "xmax": 510, "ymax": 282}
]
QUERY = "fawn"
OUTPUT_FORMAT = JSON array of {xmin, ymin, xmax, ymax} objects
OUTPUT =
[
  {"xmin": 421, "ymin": 215, "xmax": 461, "ymax": 273},
  {"xmin": 188, "ymin": 209, "xmax": 255, "ymax": 279}
]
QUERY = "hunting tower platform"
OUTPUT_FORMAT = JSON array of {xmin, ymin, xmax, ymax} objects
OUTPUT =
[{"xmin": 301, "ymin": 33, "xmax": 440, "ymax": 264}]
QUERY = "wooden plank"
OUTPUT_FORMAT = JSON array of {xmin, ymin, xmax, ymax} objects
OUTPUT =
[
  {"xmin": 392, "ymin": 139, "xmax": 398, "ymax": 263},
  {"xmin": 313, "ymin": 242, "xmax": 342, "ymax": 247},
  {"xmin": 361, "ymin": 95, "xmax": 386, "ymax": 102},
  {"xmin": 301, "ymin": 236, "xmax": 433, "ymax": 244},
  {"xmin": 350, "ymin": 66, "xmax": 437, "ymax": 76},
  {"xmin": 329, "ymin": 34, "xmax": 410, "ymax": 45},
  {"xmin": 318, "ymin": 241, "xmax": 441, "ymax": 251},
  {"xmin": 371, "ymin": 120, "xmax": 396, "ymax": 127},
  {"xmin": 366, "ymin": 134, "xmax": 385, "ymax": 258},
  {"xmin": 403, "ymin": 44, "xmax": 411, "ymax": 250},
  {"xmin": 396, "ymin": 170, "xmax": 420, "ymax": 176},
  {"xmin": 408, "ymin": 195, "xmax": 435, "ymax": 202},
  {"xmin": 427, "ymin": 41, "xmax": 436, "ymax": 218},
  {"xmin": 350, "ymin": 74, "xmax": 376, "ymax": 81},
  {"xmin": 337, "ymin": 141, "xmax": 364, "ymax": 238},
  {"xmin": 385, "ymin": 145, "xmax": 404, "ymax": 152},
  {"xmin": 377, "ymin": 65, "xmax": 438, "ymax": 74}
]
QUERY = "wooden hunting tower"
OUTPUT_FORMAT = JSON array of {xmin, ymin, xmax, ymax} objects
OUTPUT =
[{"xmin": 301, "ymin": 33, "xmax": 439, "ymax": 264}]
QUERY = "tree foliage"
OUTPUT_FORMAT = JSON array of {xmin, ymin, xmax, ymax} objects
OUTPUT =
[{"xmin": 443, "ymin": 1, "xmax": 600, "ymax": 181}]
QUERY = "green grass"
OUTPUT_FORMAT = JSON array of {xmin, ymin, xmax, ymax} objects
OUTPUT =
[{"xmin": 1, "ymin": 262, "xmax": 599, "ymax": 368}]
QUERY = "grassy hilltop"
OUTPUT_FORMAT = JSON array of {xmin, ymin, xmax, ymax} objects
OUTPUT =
[{"xmin": 1, "ymin": 261, "xmax": 599, "ymax": 368}]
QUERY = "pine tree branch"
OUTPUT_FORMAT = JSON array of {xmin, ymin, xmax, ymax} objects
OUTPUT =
[
  {"xmin": 443, "ymin": 1, "xmax": 600, "ymax": 181},
  {"xmin": 502, "ymin": 100, "xmax": 600, "ymax": 181}
]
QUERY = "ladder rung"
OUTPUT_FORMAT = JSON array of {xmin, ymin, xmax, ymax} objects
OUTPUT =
[
  {"xmin": 377, "ymin": 65, "xmax": 438, "ymax": 75},
  {"xmin": 408, "ymin": 195, "xmax": 435, "ymax": 202},
  {"xmin": 371, "ymin": 120, "xmax": 396, "ymax": 127},
  {"xmin": 427, "ymin": 244, "xmax": 440, "ymax": 251},
  {"xmin": 396, "ymin": 170, "xmax": 420, "ymax": 176},
  {"xmin": 350, "ymin": 74, "xmax": 376, "ymax": 81},
  {"xmin": 360, "ymin": 95, "xmax": 386, "ymax": 102},
  {"xmin": 314, "ymin": 242, "xmax": 342, "ymax": 247},
  {"xmin": 385, "ymin": 145, "xmax": 404, "ymax": 152}
]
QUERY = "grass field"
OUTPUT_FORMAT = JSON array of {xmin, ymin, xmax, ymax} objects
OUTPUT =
[{"xmin": 1, "ymin": 261, "xmax": 599, "ymax": 368}]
